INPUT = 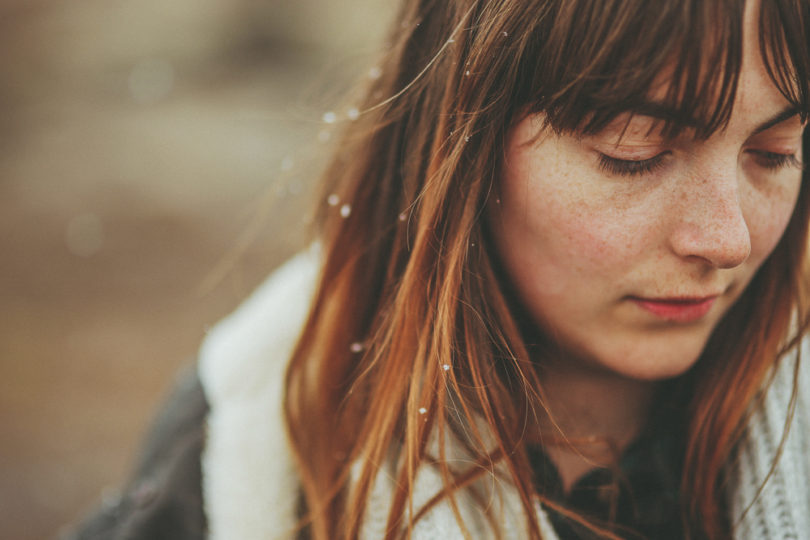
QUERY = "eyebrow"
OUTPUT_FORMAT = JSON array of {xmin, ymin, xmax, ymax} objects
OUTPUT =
[{"xmin": 752, "ymin": 106, "xmax": 801, "ymax": 135}]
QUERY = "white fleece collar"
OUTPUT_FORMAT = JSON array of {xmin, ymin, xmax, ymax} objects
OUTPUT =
[{"xmin": 198, "ymin": 251, "xmax": 318, "ymax": 540}]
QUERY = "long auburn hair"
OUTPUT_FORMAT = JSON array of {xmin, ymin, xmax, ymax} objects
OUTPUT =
[{"xmin": 284, "ymin": 0, "xmax": 810, "ymax": 538}]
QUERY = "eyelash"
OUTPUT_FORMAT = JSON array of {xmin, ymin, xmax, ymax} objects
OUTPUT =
[
  {"xmin": 749, "ymin": 151, "xmax": 803, "ymax": 171},
  {"xmin": 597, "ymin": 152, "xmax": 668, "ymax": 176},
  {"xmin": 598, "ymin": 150, "xmax": 804, "ymax": 177}
]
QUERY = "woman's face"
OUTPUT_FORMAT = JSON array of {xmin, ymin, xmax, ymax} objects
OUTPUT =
[{"xmin": 490, "ymin": 12, "xmax": 805, "ymax": 380}]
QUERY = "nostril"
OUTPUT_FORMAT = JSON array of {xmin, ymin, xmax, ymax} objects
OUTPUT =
[
  {"xmin": 715, "ymin": 235, "xmax": 751, "ymax": 269},
  {"xmin": 709, "ymin": 215, "xmax": 751, "ymax": 268}
]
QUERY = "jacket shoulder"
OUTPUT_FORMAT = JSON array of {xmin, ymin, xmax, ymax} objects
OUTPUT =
[{"xmin": 64, "ymin": 367, "xmax": 209, "ymax": 540}]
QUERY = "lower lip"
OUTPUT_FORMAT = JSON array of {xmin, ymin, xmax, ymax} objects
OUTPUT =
[{"xmin": 632, "ymin": 297, "xmax": 717, "ymax": 323}]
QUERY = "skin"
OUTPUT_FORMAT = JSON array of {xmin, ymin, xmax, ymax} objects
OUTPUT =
[{"xmin": 489, "ymin": 3, "xmax": 805, "ymax": 489}]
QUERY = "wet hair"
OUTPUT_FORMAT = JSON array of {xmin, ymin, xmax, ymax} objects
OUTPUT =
[{"xmin": 284, "ymin": 0, "xmax": 810, "ymax": 538}]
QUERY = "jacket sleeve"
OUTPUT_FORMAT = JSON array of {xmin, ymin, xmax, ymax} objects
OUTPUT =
[{"xmin": 62, "ymin": 365, "xmax": 209, "ymax": 540}]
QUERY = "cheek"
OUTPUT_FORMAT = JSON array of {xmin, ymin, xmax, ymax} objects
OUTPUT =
[
  {"xmin": 495, "ymin": 156, "xmax": 648, "ymax": 299},
  {"xmin": 745, "ymin": 179, "xmax": 802, "ymax": 262},
  {"xmin": 540, "ymin": 198, "xmax": 639, "ymax": 275}
]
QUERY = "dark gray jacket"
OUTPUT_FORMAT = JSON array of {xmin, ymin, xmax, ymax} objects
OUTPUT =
[{"xmin": 65, "ymin": 368, "xmax": 208, "ymax": 540}]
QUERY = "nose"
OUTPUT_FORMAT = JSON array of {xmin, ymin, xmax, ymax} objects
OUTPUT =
[{"xmin": 668, "ymin": 173, "xmax": 751, "ymax": 269}]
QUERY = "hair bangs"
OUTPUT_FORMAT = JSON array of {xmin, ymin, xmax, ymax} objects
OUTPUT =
[
  {"xmin": 759, "ymin": 0, "xmax": 810, "ymax": 122},
  {"xmin": 517, "ymin": 0, "xmax": 808, "ymax": 141}
]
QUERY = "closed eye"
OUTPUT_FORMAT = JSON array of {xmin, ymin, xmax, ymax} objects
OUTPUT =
[
  {"xmin": 747, "ymin": 150, "xmax": 803, "ymax": 172},
  {"xmin": 597, "ymin": 152, "xmax": 669, "ymax": 176}
]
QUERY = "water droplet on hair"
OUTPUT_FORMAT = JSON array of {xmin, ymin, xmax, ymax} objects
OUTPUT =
[
  {"xmin": 398, "ymin": 212, "xmax": 407, "ymax": 222},
  {"xmin": 502, "ymin": 31, "xmax": 508, "ymax": 37},
  {"xmin": 447, "ymin": 38, "xmax": 455, "ymax": 44},
  {"xmin": 327, "ymin": 194, "xmax": 340, "ymax": 206},
  {"xmin": 464, "ymin": 136, "xmax": 470, "ymax": 142},
  {"xmin": 496, "ymin": 198, "xmax": 501, "ymax": 204},
  {"xmin": 418, "ymin": 407, "xmax": 427, "ymax": 415},
  {"xmin": 442, "ymin": 364, "xmax": 451, "ymax": 371},
  {"xmin": 465, "ymin": 70, "xmax": 470, "ymax": 76},
  {"xmin": 368, "ymin": 66, "xmax": 383, "ymax": 79},
  {"xmin": 350, "ymin": 342, "xmax": 364, "ymax": 353},
  {"xmin": 322, "ymin": 111, "xmax": 337, "ymax": 124},
  {"xmin": 340, "ymin": 204, "xmax": 352, "ymax": 218},
  {"xmin": 347, "ymin": 107, "xmax": 360, "ymax": 120}
]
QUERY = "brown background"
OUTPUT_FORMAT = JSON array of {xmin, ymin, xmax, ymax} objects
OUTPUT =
[{"xmin": 0, "ymin": 2, "xmax": 390, "ymax": 538}]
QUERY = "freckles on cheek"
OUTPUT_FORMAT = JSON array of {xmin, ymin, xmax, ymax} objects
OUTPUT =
[
  {"xmin": 537, "ymin": 164, "xmax": 652, "ymax": 273},
  {"xmin": 560, "ymin": 213, "xmax": 619, "ymax": 268},
  {"xmin": 556, "ymin": 193, "xmax": 648, "ymax": 264},
  {"xmin": 534, "ymin": 199, "xmax": 643, "ymax": 296}
]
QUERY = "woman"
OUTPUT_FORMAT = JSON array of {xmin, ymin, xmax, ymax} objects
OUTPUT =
[{"xmin": 69, "ymin": 0, "xmax": 809, "ymax": 538}]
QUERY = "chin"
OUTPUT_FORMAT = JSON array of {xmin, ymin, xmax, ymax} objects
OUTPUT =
[{"xmin": 599, "ymin": 343, "xmax": 706, "ymax": 381}]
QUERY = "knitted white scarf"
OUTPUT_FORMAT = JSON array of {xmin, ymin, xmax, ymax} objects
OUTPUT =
[{"xmin": 198, "ymin": 251, "xmax": 809, "ymax": 539}]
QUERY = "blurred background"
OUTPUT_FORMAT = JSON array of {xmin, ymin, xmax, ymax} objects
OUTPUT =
[{"xmin": 0, "ymin": 1, "xmax": 390, "ymax": 538}]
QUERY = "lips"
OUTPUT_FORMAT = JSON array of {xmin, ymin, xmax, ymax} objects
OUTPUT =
[{"xmin": 631, "ymin": 296, "xmax": 718, "ymax": 323}]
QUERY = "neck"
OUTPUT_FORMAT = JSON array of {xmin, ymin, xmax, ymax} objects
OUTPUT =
[{"xmin": 532, "ymin": 356, "xmax": 657, "ymax": 493}]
